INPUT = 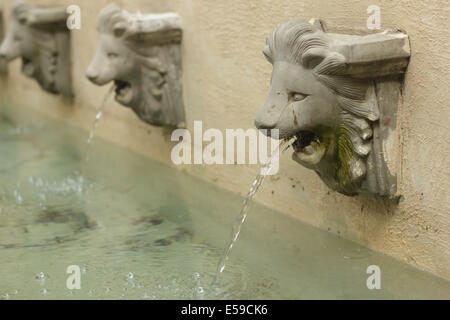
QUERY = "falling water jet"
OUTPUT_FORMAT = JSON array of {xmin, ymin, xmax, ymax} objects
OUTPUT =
[
  {"xmin": 212, "ymin": 137, "xmax": 296, "ymax": 285},
  {"xmin": 80, "ymin": 85, "xmax": 114, "ymax": 198},
  {"xmin": 84, "ymin": 85, "xmax": 115, "ymax": 163}
]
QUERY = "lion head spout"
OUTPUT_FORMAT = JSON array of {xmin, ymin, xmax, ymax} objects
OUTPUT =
[
  {"xmin": 255, "ymin": 18, "xmax": 383, "ymax": 196},
  {"xmin": 0, "ymin": 0, "xmax": 72, "ymax": 96},
  {"xmin": 86, "ymin": 3, "xmax": 185, "ymax": 128}
]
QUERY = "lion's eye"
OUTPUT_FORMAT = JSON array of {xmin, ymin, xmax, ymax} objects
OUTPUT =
[
  {"xmin": 289, "ymin": 92, "xmax": 308, "ymax": 102},
  {"xmin": 107, "ymin": 53, "xmax": 118, "ymax": 59}
]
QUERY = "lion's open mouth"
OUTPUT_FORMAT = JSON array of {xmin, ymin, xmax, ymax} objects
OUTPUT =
[
  {"xmin": 292, "ymin": 130, "xmax": 326, "ymax": 166},
  {"xmin": 22, "ymin": 58, "xmax": 34, "ymax": 77},
  {"xmin": 114, "ymin": 80, "xmax": 133, "ymax": 104}
]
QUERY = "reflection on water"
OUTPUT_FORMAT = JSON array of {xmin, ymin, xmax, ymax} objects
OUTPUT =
[{"xmin": 0, "ymin": 102, "xmax": 449, "ymax": 300}]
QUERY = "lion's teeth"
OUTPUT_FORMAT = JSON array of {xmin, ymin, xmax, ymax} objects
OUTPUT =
[{"xmin": 304, "ymin": 145, "xmax": 314, "ymax": 155}]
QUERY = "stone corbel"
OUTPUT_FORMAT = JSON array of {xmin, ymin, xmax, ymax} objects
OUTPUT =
[{"xmin": 255, "ymin": 18, "xmax": 410, "ymax": 198}]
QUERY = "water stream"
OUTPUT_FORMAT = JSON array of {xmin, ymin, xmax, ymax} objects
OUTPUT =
[
  {"xmin": 213, "ymin": 137, "xmax": 294, "ymax": 283},
  {"xmin": 85, "ymin": 86, "xmax": 114, "ymax": 162}
]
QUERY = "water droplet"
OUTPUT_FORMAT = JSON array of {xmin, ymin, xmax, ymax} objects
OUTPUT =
[
  {"xmin": 40, "ymin": 288, "xmax": 48, "ymax": 296},
  {"xmin": 126, "ymin": 272, "xmax": 134, "ymax": 280},
  {"xmin": 35, "ymin": 272, "xmax": 48, "ymax": 286},
  {"xmin": 142, "ymin": 292, "xmax": 152, "ymax": 299},
  {"xmin": 14, "ymin": 189, "xmax": 23, "ymax": 204},
  {"xmin": 35, "ymin": 272, "xmax": 47, "ymax": 280},
  {"xmin": 194, "ymin": 286, "xmax": 205, "ymax": 300},
  {"xmin": 36, "ymin": 177, "xmax": 44, "ymax": 187}
]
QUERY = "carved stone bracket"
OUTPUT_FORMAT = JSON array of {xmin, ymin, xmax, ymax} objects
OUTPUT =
[
  {"xmin": 86, "ymin": 3, "xmax": 185, "ymax": 128},
  {"xmin": 0, "ymin": 0, "xmax": 72, "ymax": 97},
  {"xmin": 255, "ymin": 18, "xmax": 410, "ymax": 198}
]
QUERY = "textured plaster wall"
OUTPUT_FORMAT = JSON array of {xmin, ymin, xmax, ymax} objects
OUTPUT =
[{"xmin": 0, "ymin": 0, "xmax": 449, "ymax": 279}]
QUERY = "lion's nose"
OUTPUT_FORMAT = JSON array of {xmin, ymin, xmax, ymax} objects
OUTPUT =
[
  {"xmin": 254, "ymin": 118, "xmax": 276, "ymax": 130},
  {"xmin": 86, "ymin": 72, "xmax": 98, "ymax": 83},
  {"xmin": 0, "ymin": 47, "xmax": 9, "ymax": 61},
  {"xmin": 254, "ymin": 107, "xmax": 278, "ymax": 130},
  {"xmin": 86, "ymin": 67, "xmax": 100, "ymax": 83}
]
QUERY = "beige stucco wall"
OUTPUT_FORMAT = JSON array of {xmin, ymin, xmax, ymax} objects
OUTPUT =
[{"xmin": 0, "ymin": 0, "xmax": 449, "ymax": 280}]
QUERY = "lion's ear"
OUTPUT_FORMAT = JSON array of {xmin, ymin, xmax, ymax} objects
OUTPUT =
[
  {"xmin": 301, "ymin": 48, "xmax": 328, "ymax": 69},
  {"xmin": 113, "ymin": 22, "xmax": 127, "ymax": 38}
]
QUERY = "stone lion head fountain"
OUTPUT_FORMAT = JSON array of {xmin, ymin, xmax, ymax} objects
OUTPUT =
[
  {"xmin": 86, "ymin": 3, "xmax": 185, "ymax": 128},
  {"xmin": 0, "ymin": 0, "xmax": 72, "ymax": 96},
  {"xmin": 255, "ymin": 18, "xmax": 410, "ymax": 198}
]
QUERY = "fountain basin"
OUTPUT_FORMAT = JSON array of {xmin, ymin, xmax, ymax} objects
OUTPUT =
[{"xmin": 0, "ymin": 102, "xmax": 449, "ymax": 300}]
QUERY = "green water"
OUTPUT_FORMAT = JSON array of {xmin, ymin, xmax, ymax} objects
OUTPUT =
[{"xmin": 0, "ymin": 103, "xmax": 449, "ymax": 300}]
